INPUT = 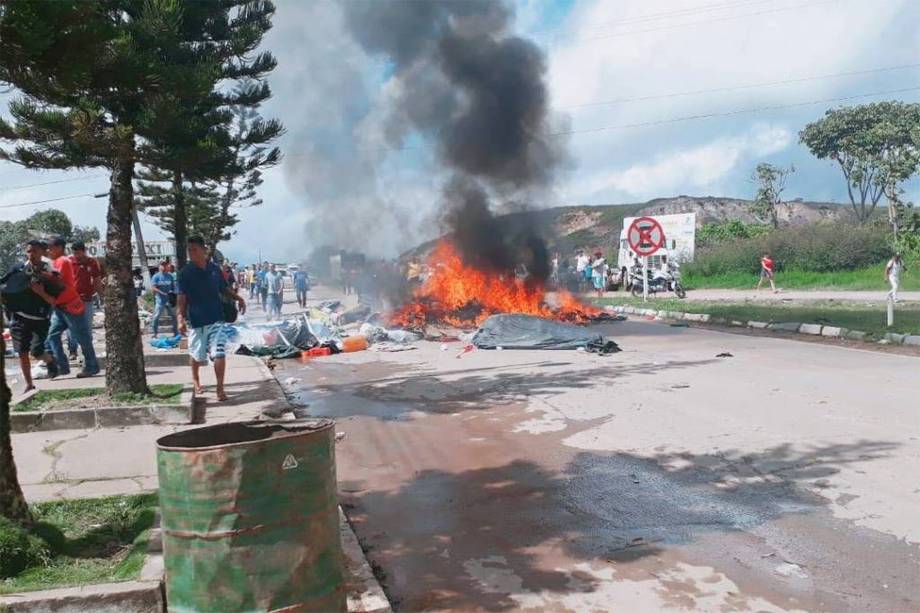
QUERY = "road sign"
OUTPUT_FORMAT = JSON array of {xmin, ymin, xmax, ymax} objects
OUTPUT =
[{"xmin": 627, "ymin": 217, "xmax": 666, "ymax": 257}]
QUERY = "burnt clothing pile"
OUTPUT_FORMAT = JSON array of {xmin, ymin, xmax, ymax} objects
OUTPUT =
[{"xmin": 232, "ymin": 316, "xmax": 334, "ymax": 359}]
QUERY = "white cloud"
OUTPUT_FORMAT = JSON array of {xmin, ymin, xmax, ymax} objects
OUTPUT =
[
  {"xmin": 580, "ymin": 124, "xmax": 791, "ymax": 200},
  {"xmin": 543, "ymin": 0, "xmax": 918, "ymax": 205}
]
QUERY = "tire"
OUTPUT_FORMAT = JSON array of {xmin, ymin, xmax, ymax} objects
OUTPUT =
[{"xmin": 674, "ymin": 283, "xmax": 687, "ymax": 299}]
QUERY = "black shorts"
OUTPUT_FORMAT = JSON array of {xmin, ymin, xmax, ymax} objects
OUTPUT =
[{"xmin": 9, "ymin": 315, "xmax": 50, "ymax": 358}]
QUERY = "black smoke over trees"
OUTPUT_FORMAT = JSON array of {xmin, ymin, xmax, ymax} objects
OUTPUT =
[{"xmin": 343, "ymin": 0, "xmax": 566, "ymax": 280}]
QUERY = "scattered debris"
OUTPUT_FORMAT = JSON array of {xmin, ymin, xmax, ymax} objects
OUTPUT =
[
  {"xmin": 774, "ymin": 561, "xmax": 808, "ymax": 579},
  {"xmin": 335, "ymin": 432, "xmax": 347, "ymax": 442},
  {"xmin": 671, "ymin": 383, "xmax": 690, "ymax": 389},
  {"xmin": 456, "ymin": 344, "xmax": 475, "ymax": 358},
  {"xmin": 716, "ymin": 352, "xmax": 734, "ymax": 358}
]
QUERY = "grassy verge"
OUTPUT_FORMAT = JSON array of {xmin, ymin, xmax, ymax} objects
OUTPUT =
[
  {"xmin": 15, "ymin": 383, "xmax": 184, "ymax": 412},
  {"xmin": 0, "ymin": 494, "xmax": 157, "ymax": 594},
  {"xmin": 682, "ymin": 267, "xmax": 920, "ymax": 291},
  {"xmin": 595, "ymin": 296, "xmax": 920, "ymax": 337}
]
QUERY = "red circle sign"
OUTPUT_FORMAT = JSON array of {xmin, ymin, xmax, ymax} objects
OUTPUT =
[{"xmin": 627, "ymin": 217, "xmax": 666, "ymax": 256}]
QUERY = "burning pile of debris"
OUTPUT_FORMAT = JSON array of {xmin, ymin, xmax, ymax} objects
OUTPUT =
[{"xmin": 391, "ymin": 240, "xmax": 609, "ymax": 329}]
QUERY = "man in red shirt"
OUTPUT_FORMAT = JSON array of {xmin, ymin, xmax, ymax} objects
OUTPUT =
[
  {"xmin": 66, "ymin": 241, "xmax": 103, "ymax": 359},
  {"xmin": 756, "ymin": 252, "xmax": 777, "ymax": 293},
  {"xmin": 45, "ymin": 236, "xmax": 99, "ymax": 377}
]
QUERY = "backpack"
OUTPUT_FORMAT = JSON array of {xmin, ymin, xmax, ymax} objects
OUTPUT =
[{"xmin": 0, "ymin": 268, "xmax": 62, "ymax": 315}]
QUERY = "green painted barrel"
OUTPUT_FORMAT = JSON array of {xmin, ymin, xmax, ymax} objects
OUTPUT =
[{"xmin": 156, "ymin": 419, "xmax": 345, "ymax": 612}]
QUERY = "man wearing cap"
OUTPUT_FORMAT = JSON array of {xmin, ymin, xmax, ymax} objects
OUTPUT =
[
  {"xmin": 45, "ymin": 236, "xmax": 99, "ymax": 378},
  {"xmin": 66, "ymin": 241, "xmax": 103, "ymax": 360}
]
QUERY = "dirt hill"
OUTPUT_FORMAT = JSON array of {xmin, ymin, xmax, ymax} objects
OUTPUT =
[
  {"xmin": 405, "ymin": 195, "xmax": 851, "ymax": 259},
  {"xmin": 523, "ymin": 196, "xmax": 849, "ymax": 254}
]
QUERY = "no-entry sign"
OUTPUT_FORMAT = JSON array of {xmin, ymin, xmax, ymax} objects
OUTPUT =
[{"xmin": 627, "ymin": 217, "xmax": 666, "ymax": 257}]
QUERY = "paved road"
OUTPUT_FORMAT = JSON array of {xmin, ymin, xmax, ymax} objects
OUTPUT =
[
  {"xmin": 658, "ymin": 289, "xmax": 920, "ymax": 303},
  {"xmin": 279, "ymin": 319, "xmax": 920, "ymax": 612}
]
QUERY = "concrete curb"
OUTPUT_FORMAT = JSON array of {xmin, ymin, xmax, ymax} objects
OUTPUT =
[
  {"xmin": 607, "ymin": 303, "xmax": 908, "ymax": 346},
  {"xmin": 9, "ymin": 388, "xmax": 195, "ymax": 433},
  {"xmin": 340, "ymin": 508, "xmax": 392, "ymax": 613},
  {"xmin": 0, "ymin": 580, "xmax": 164, "ymax": 612}
]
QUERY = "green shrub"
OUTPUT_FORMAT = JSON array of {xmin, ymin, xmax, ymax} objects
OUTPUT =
[
  {"xmin": 686, "ymin": 221, "xmax": 891, "ymax": 276},
  {"xmin": 0, "ymin": 517, "xmax": 50, "ymax": 579},
  {"xmin": 697, "ymin": 220, "xmax": 771, "ymax": 247}
]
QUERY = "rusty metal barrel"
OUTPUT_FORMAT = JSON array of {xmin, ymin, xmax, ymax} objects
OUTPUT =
[{"xmin": 156, "ymin": 419, "xmax": 345, "ymax": 612}]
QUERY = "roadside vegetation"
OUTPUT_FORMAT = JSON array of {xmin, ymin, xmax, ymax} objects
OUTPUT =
[
  {"xmin": 0, "ymin": 494, "xmax": 157, "ymax": 594},
  {"xmin": 682, "ymin": 219, "xmax": 920, "ymax": 290},
  {"xmin": 596, "ymin": 296, "xmax": 920, "ymax": 337}
]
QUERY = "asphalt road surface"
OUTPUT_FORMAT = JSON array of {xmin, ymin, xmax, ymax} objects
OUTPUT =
[{"xmin": 280, "ymin": 318, "xmax": 919, "ymax": 612}]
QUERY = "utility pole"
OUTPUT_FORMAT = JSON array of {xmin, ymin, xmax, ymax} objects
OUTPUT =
[{"xmin": 131, "ymin": 207, "xmax": 153, "ymax": 293}]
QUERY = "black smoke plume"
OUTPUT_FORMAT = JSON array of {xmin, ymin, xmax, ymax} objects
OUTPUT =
[{"xmin": 344, "ymin": 0, "xmax": 565, "ymax": 280}]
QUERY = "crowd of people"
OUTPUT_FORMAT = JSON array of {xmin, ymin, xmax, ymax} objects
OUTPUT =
[{"xmin": 1, "ymin": 237, "xmax": 102, "ymax": 392}]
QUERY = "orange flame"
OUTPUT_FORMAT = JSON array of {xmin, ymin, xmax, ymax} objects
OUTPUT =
[{"xmin": 391, "ymin": 240, "xmax": 600, "ymax": 328}]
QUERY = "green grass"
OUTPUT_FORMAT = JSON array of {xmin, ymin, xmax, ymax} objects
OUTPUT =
[
  {"xmin": 15, "ymin": 383, "xmax": 183, "ymax": 412},
  {"xmin": 595, "ymin": 296, "xmax": 920, "ymax": 337},
  {"xmin": 0, "ymin": 494, "xmax": 157, "ymax": 594},
  {"xmin": 683, "ymin": 267, "xmax": 920, "ymax": 291}
]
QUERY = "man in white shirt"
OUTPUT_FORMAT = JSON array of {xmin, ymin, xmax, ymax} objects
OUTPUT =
[{"xmin": 885, "ymin": 253, "xmax": 904, "ymax": 303}]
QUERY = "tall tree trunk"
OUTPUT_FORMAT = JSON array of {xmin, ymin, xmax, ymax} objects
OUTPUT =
[
  {"xmin": 0, "ymin": 310, "xmax": 32, "ymax": 526},
  {"xmin": 173, "ymin": 170, "xmax": 188, "ymax": 269},
  {"xmin": 104, "ymin": 149, "xmax": 149, "ymax": 395}
]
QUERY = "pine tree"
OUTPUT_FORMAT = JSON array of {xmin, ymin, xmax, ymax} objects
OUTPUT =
[
  {"xmin": 0, "ymin": 1, "xmax": 229, "ymax": 396},
  {"xmin": 137, "ymin": 2, "xmax": 282, "ymax": 267}
]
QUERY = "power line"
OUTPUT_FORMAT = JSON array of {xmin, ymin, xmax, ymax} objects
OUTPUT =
[
  {"xmin": 0, "ymin": 192, "xmax": 105, "ymax": 210},
  {"xmin": 553, "ymin": 86, "xmax": 920, "ymax": 136},
  {"xmin": 571, "ymin": 63, "xmax": 920, "ymax": 110},
  {"xmin": 0, "ymin": 174, "xmax": 107, "ymax": 193},
  {"xmin": 533, "ymin": 0, "xmax": 774, "ymax": 36},
  {"xmin": 559, "ymin": 0, "xmax": 842, "ymax": 45}
]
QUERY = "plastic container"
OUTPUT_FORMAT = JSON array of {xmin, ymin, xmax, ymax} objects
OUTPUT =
[
  {"xmin": 341, "ymin": 335, "xmax": 368, "ymax": 353},
  {"xmin": 302, "ymin": 346, "xmax": 333, "ymax": 359}
]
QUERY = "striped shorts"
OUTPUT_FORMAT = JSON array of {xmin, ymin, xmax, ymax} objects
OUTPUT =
[{"xmin": 188, "ymin": 322, "xmax": 228, "ymax": 363}]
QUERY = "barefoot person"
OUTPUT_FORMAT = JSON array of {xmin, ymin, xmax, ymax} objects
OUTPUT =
[
  {"xmin": 756, "ymin": 252, "xmax": 777, "ymax": 293},
  {"xmin": 177, "ymin": 236, "xmax": 246, "ymax": 401}
]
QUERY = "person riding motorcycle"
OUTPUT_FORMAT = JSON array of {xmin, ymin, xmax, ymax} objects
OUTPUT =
[{"xmin": 652, "ymin": 255, "xmax": 679, "ymax": 289}]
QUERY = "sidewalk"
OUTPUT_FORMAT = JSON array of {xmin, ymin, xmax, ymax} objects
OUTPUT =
[
  {"xmin": 11, "ymin": 284, "xmax": 345, "ymax": 502},
  {"xmin": 12, "ymin": 351, "xmax": 283, "ymax": 502}
]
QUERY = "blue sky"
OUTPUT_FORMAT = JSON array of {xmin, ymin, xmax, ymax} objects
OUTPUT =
[{"xmin": 1, "ymin": 0, "xmax": 919, "ymax": 264}]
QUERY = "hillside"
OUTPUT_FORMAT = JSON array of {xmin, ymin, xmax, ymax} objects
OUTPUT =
[{"xmin": 405, "ymin": 195, "xmax": 851, "ymax": 260}]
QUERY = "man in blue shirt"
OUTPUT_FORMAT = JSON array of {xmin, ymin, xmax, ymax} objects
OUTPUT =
[
  {"xmin": 150, "ymin": 261, "xmax": 177, "ymax": 338},
  {"xmin": 255, "ymin": 262, "xmax": 269, "ymax": 311},
  {"xmin": 292, "ymin": 268, "xmax": 309, "ymax": 308},
  {"xmin": 177, "ymin": 236, "xmax": 246, "ymax": 401}
]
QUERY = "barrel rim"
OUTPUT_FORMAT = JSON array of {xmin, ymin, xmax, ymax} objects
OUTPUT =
[{"xmin": 156, "ymin": 418, "xmax": 335, "ymax": 452}]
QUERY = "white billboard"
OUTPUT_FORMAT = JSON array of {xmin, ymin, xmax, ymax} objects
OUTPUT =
[{"xmin": 617, "ymin": 213, "xmax": 696, "ymax": 268}]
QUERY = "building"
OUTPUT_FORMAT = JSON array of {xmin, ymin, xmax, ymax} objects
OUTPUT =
[{"xmin": 617, "ymin": 212, "xmax": 696, "ymax": 269}]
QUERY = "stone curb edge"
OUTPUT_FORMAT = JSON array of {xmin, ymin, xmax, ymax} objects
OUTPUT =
[
  {"xmin": 605, "ymin": 305, "xmax": 920, "ymax": 347},
  {"xmin": 9, "ymin": 387, "xmax": 195, "ymax": 434}
]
